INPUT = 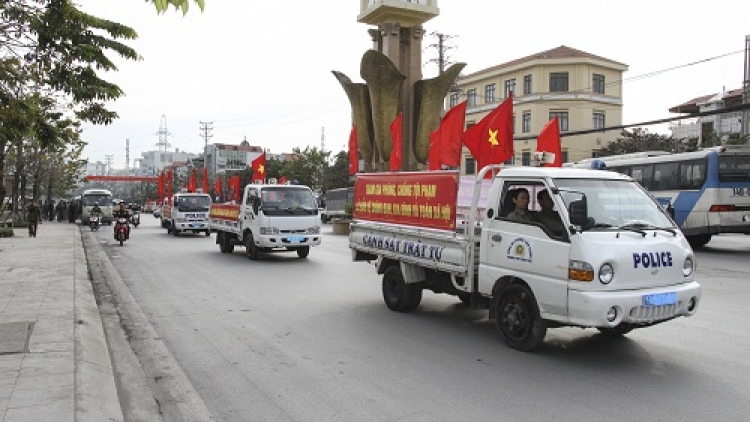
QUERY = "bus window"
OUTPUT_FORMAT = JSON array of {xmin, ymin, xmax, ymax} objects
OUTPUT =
[
  {"xmin": 653, "ymin": 162, "xmax": 679, "ymax": 191},
  {"xmin": 719, "ymin": 155, "xmax": 750, "ymax": 182},
  {"xmin": 679, "ymin": 160, "xmax": 706, "ymax": 189}
]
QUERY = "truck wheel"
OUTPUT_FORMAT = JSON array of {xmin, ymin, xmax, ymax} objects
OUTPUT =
[
  {"xmin": 222, "ymin": 233, "xmax": 235, "ymax": 254},
  {"xmin": 296, "ymin": 246, "xmax": 310, "ymax": 259},
  {"xmin": 321, "ymin": 214, "xmax": 328, "ymax": 224},
  {"xmin": 382, "ymin": 266, "xmax": 422, "ymax": 312},
  {"xmin": 245, "ymin": 233, "xmax": 259, "ymax": 260},
  {"xmin": 496, "ymin": 284, "xmax": 547, "ymax": 351},
  {"xmin": 205, "ymin": 230, "xmax": 211, "ymax": 237},
  {"xmin": 218, "ymin": 232, "xmax": 227, "ymax": 253},
  {"xmin": 173, "ymin": 227, "xmax": 179, "ymax": 237}
]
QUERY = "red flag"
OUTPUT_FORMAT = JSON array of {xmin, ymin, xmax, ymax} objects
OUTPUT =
[
  {"xmin": 215, "ymin": 177, "xmax": 222, "ymax": 202},
  {"xmin": 251, "ymin": 153, "xmax": 266, "ymax": 183},
  {"xmin": 279, "ymin": 175, "xmax": 288, "ymax": 185},
  {"xmin": 536, "ymin": 116, "xmax": 563, "ymax": 167},
  {"xmin": 188, "ymin": 168, "xmax": 197, "ymax": 192},
  {"xmin": 202, "ymin": 167, "xmax": 209, "ymax": 193},
  {"xmin": 427, "ymin": 130, "xmax": 442, "ymax": 170},
  {"xmin": 389, "ymin": 113, "xmax": 403, "ymax": 171},
  {"xmin": 439, "ymin": 101, "xmax": 467, "ymax": 167},
  {"xmin": 166, "ymin": 169, "xmax": 173, "ymax": 204},
  {"xmin": 463, "ymin": 93, "xmax": 514, "ymax": 170},
  {"xmin": 348, "ymin": 125, "xmax": 358, "ymax": 175},
  {"xmin": 157, "ymin": 170, "xmax": 164, "ymax": 201},
  {"xmin": 230, "ymin": 175, "xmax": 241, "ymax": 201}
]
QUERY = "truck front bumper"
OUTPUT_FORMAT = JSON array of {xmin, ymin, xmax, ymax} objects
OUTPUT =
[
  {"xmin": 174, "ymin": 221, "xmax": 209, "ymax": 231},
  {"xmin": 567, "ymin": 281, "xmax": 701, "ymax": 328},
  {"xmin": 256, "ymin": 234, "xmax": 322, "ymax": 249}
]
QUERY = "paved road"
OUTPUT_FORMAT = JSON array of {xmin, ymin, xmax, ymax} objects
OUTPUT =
[{"xmin": 86, "ymin": 216, "xmax": 750, "ymax": 422}]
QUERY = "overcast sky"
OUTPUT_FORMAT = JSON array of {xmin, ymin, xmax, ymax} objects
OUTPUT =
[{"xmin": 76, "ymin": 0, "xmax": 750, "ymax": 169}]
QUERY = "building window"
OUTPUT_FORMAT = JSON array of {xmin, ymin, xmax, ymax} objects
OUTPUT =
[
  {"xmin": 523, "ymin": 74, "xmax": 532, "ymax": 95},
  {"xmin": 522, "ymin": 150, "xmax": 531, "ymax": 166},
  {"xmin": 549, "ymin": 111, "xmax": 569, "ymax": 131},
  {"xmin": 485, "ymin": 84, "xmax": 495, "ymax": 103},
  {"xmin": 467, "ymin": 89, "xmax": 477, "ymax": 107},
  {"xmin": 593, "ymin": 73, "xmax": 605, "ymax": 94},
  {"xmin": 593, "ymin": 112, "xmax": 605, "ymax": 129},
  {"xmin": 562, "ymin": 150, "xmax": 569, "ymax": 164},
  {"xmin": 550, "ymin": 72, "xmax": 569, "ymax": 92},
  {"xmin": 522, "ymin": 112, "xmax": 531, "ymax": 133},
  {"xmin": 449, "ymin": 92, "xmax": 460, "ymax": 108},
  {"xmin": 465, "ymin": 157, "xmax": 476, "ymax": 175},
  {"xmin": 504, "ymin": 79, "xmax": 516, "ymax": 98}
]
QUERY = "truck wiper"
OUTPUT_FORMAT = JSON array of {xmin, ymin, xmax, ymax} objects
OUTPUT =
[
  {"xmin": 617, "ymin": 223, "xmax": 648, "ymax": 237},
  {"xmin": 624, "ymin": 222, "xmax": 677, "ymax": 236}
]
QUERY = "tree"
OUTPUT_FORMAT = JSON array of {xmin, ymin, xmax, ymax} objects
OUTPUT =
[
  {"xmin": 325, "ymin": 150, "xmax": 351, "ymax": 192},
  {"xmin": 280, "ymin": 147, "xmax": 330, "ymax": 191},
  {"xmin": 146, "ymin": 0, "xmax": 205, "ymax": 14},
  {"xmin": 597, "ymin": 128, "xmax": 698, "ymax": 157}
]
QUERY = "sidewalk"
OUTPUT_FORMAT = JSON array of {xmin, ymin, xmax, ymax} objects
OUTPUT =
[{"xmin": 0, "ymin": 222, "xmax": 122, "ymax": 422}]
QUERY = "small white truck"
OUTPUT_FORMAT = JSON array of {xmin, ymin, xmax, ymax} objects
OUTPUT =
[
  {"xmin": 161, "ymin": 191, "xmax": 212, "ymax": 236},
  {"xmin": 349, "ymin": 166, "xmax": 702, "ymax": 351},
  {"xmin": 209, "ymin": 184, "xmax": 322, "ymax": 259}
]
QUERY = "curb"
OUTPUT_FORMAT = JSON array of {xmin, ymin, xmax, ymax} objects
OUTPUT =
[{"xmin": 73, "ymin": 226, "xmax": 124, "ymax": 422}]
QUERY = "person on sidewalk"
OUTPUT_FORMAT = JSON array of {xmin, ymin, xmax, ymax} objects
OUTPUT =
[
  {"xmin": 55, "ymin": 200, "xmax": 65, "ymax": 222},
  {"xmin": 26, "ymin": 200, "xmax": 41, "ymax": 237},
  {"xmin": 68, "ymin": 200, "xmax": 78, "ymax": 223}
]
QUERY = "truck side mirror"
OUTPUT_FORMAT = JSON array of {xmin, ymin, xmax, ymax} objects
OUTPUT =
[{"xmin": 568, "ymin": 198, "xmax": 588, "ymax": 227}]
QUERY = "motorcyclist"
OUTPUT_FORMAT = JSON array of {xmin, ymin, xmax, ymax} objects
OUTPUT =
[
  {"xmin": 113, "ymin": 201, "xmax": 131, "ymax": 240},
  {"xmin": 90, "ymin": 202, "xmax": 103, "ymax": 228}
]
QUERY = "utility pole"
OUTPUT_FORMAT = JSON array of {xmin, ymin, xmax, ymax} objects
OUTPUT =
[
  {"xmin": 156, "ymin": 114, "xmax": 172, "ymax": 152},
  {"xmin": 104, "ymin": 154, "xmax": 114, "ymax": 175},
  {"xmin": 199, "ymin": 121, "xmax": 213, "ymax": 155},
  {"xmin": 427, "ymin": 31, "xmax": 457, "ymax": 75},
  {"xmin": 125, "ymin": 139, "xmax": 130, "ymax": 170}
]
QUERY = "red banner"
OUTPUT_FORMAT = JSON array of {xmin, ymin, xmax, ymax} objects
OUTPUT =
[
  {"xmin": 209, "ymin": 203, "xmax": 241, "ymax": 221},
  {"xmin": 354, "ymin": 171, "xmax": 459, "ymax": 231}
]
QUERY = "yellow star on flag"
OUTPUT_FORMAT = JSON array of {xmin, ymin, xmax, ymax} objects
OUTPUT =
[
  {"xmin": 258, "ymin": 164, "xmax": 265, "ymax": 174},
  {"xmin": 487, "ymin": 128, "xmax": 499, "ymax": 146}
]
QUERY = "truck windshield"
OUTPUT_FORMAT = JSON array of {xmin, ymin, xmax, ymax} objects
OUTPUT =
[
  {"xmin": 176, "ymin": 196, "xmax": 211, "ymax": 212},
  {"xmin": 260, "ymin": 187, "xmax": 318, "ymax": 216},
  {"xmin": 555, "ymin": 178, "xmax": 675, "ymax": 230}
]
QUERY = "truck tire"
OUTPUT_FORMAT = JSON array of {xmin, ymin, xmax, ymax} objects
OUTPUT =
[
  {"xmin": 687, "ymin": 234, "xmax": 712, "ymax": 249},
  {"xmin": 172, "ymin": 226, "xmax": 179, "ymax": 237},
  {"xmin": 382, "ymin": 266, "xmax": 422, "ymax": 312},
  {"xmin": 245, "ymin": 233, "xmax": 259, "ymax": 260},
  {"xmin": 223, "ymin": 233, "xmax": 234, "ymax": 254},
  {"xmin": 296, "ymin": 246, "xmax": 310, "ymax": 259},
  {"xmin": 321, "ymin": 214, "xmax": 328, "ymax": 224},
  {"xmin": 496, "ymin": 284, "xmax": 547, "ymax": 351},
  {"xmin": 205, "ymin": 230, "xmax": 211, "ymax": 237}
]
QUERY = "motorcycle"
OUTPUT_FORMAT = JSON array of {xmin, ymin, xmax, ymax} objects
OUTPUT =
[
  {"xmin": 130, "ymin": 211, "xmax": 140, "ymax": 228},
  {"xmin": 90, "ymin": 214, "xmax": 101, "ymax": 231},
  {"xmin": 114, "ymin": 217, "xmax": 129, "ymax": 246}
]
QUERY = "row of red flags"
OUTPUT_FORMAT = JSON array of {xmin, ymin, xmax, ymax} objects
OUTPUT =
[
  {"xmin": 156, "ymin": 153, "xmax": 273, "ymax": 202},
  {"xmin": 348, "ymin": 93, "xmax": 563, "ymax": 175}
]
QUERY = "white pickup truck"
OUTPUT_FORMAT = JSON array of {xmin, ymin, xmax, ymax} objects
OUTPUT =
[
  {"xmin": 209, "ymin": 184, "xmax": 322, "ymax": 259},
  {"xmin": 349, "ymin": 166, "xmax": 701, "ymax": 351},
  {"xmin": 161, "ymin": 192, "xmax": 212, "ymax": 236}
]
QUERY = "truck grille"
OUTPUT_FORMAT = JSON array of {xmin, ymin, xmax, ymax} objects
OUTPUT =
[
  {"xmin": 628, "ymin": 303, "xmax": 681, "ymax": 323},
  {"xmin": 280, "ymin": 229, "xmax": 306, "ymax": 234}
]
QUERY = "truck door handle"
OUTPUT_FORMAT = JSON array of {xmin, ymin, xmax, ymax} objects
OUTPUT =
[{"xmin": 491, "ymin": 234, "xmax": 502, "ymax": 242}]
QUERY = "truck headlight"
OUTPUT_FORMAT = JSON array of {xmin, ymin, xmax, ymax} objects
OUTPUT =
[
  {"xmin": 306, "ymin": 226, "xmax": 321, "ymax": 234},
  {"xmin": 683, "ymin": 256, "xmax": 694, "ymax": 277},
  {"xmin": 598, "ymin": 263, "xmax": 614, "ymax": 284},
  {"xmin": 260, "ymin": 227, "xmax": 279, "ymax": 235}
]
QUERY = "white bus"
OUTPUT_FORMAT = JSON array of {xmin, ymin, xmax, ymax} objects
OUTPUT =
[
  {"xmin": 571, "ymin": 145, "xmax": 750, "ymax": 248},
  {"xmin": 81, "ymin": 189, "xmax": 114, "ymax": 225}
]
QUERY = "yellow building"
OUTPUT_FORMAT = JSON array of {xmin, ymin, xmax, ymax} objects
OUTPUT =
[{"xmin": 450, "ymin": 45, "xmax": 628, "ymax": 174}]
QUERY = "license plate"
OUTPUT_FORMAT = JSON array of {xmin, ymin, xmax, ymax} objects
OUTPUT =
[
  {"xmin": 288, "ymin": 235, "xmax": 304, "ymax": 242},
  {"xmin": 643, "ymin": 292, "xmax": 677, "ymax": 307}
]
